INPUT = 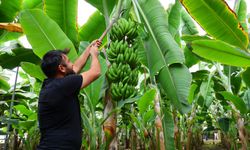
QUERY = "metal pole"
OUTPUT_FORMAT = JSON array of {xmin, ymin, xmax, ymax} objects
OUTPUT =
[{"xmin": 4, "ymin": 67, "xmax": 19, "ymax": 150}]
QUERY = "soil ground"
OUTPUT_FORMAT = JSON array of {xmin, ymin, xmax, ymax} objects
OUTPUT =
[{"xmin": 200, "ymin": 139, "xmax": 227, "ymax": 150}]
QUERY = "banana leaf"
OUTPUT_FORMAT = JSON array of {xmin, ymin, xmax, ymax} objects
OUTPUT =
[
  {"xmin": 22, "ymin": 0, "xmax": 43, "ymax": 9},
  {"xmin": 85, "ymin": 0, "xmax": 117, "ymax": 15},
  {"xmin": 188, "ymin": 84, "xmax": 198, "ymax": 104},
  {"xmin": 181, "ymin": 9, "xmax": 198, "ymax": 35},
  {"xmin": 180, "ymin": 0, "xmax": 248, "ymax": 50},
  {"xmin": 20, "ymin": 9, "xmax": 78, "ymax": 61},
  {"xmin": 0, "ymin": 31, "xmax": 22, "ymax": 44},
  {"xmin": 21, "ymin": 62, "xmax": 46, "ymax": 81},
  {"xmin": 0, "ymin": 76, "xmax": 10, "ymax": 92},
  {"xmin": 235, "ymin": 0, "xmax": 248, "ymax": 32},
  {"xmin": 184, "ymin": 46, "xmax": 200, "ymax": 68},
  {"xmin": 161, "ymin": 104, "xmax": 175, "ymax": 150},
  {"xmin": 242, "ymin": 67, "xmax": 250, "ymax": 88},
  {"xmin": 44, "ymin": 0, "xmax": 78, "ymax": 47},
  {"xmin": 220, "ymin": 91, "xmax": 247, "ymax": 114},
  {"xmin": 145, "ymin": 36, "xmax": 191, "ymax": 113},
  {"xmin": 0, "ymin": 48, "xmax": 40, "ymax": 69},
  {"xmin": 191, "ymin": 40, "xmax": 250, "ymax": 67},
  {"xmin": 78, "ymin": 11, "xmax": 106, "ymax": 42},
  {"xmin": 200, "ymin": 79, "xmax": 214, "ymax": 107},
  {"xmin": 0, "ymin": 0, "xmax": 22, "ymax": 22},
  {"xmin": 137, "ymin": 89, "xmax": 156, "ymax": 115},
  {"xmin": 136, "ymin": 0, "xmax": 184, "ymax": 65},
  {"xmin": 168, "ymin": 0, "xmax": 181, "ymax": 37}
]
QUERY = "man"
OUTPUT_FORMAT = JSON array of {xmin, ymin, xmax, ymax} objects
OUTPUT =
[{"xmin": 37, "ymin": 40, "xmax": 102, "ymax": 149}]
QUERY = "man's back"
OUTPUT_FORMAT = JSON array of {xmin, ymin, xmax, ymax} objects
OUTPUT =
[{"xmin": 37, "ymin": 75, "xmax": 82, "ymax": 150}]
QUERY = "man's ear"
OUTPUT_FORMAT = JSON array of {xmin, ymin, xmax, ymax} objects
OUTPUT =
[{"xmin": 58, "ymin": 64, "xmax": 66, "ymax": 73}]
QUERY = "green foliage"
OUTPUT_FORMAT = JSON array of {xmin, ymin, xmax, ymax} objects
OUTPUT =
[
  {"xmin": 0, "ymin": 48, "xmax": 40, "ymax": 69},
  {"xmin": 44, "ymin": 0, "xmax": 79, "ymax": 47},
  {"xmin": 235, "ymin": 0, "xmax": 248, "ymax": 32},
  {"xmin": 85, "ymin": 0, "xmax": 117, "ymax": 15},
  {"xmin": 22, "ymin": 0, "xmax": 43, "ymax": 9},
  {"xmin": 0, "ymin": 0, "xmax": 22, "ymax": 22},
  {"xmin": 181, "ymin": 0, "xmax": 249, "ymax": 50},
  {"xmin": 137, "ymin": 0, "xmax": 184, "ymax": 65},
  {"xmin": 221, "ymin": 91, "xmax": 247, "ymax": 114},
  {"xmin": 191, "ymin": 40, "xmax": 250, "ymax": 67},
  {"xmin": 137, "ymin": 89, "xmax": 156, "ymax": 114},
  {"xmin": 78, "ymin": 11, "xmax": 106, "ymax": 42},
  {"xmin": 20, "ymin": 9, "xmax": 78, "ymax": 61},
  {"xmin": 21, "ymin": 62, "xmax": 46, "ymax": 81}
]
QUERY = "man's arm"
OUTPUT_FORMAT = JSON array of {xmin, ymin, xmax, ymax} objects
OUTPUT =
[
  {"xmin": 73, "ymin": 40, "xmax": 102, "ymax": 73},
  {"xmin": 80, "ymin": 45, "xmax": 101, "ymax": 88}
]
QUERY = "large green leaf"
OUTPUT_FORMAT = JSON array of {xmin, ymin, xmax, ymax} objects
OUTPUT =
[
  {"xmin": 235, "ymin": 0, "xmax": 248, "ymax": 32},
  {"xmin": 221, "ymin": 91, "xmax": 247, "ymax": 114},
  {"xmin": 14, "ymin": 105, "xmax": 33, "ymax": 117},
  {"xmin": 168, "ymin": 0, "xmax": 181, "ymax": 37},
  {"xmin": 85, "ymin": 0, "xmax": 117, "ymax": 15},
  {"xmin": 145, "ymin": 37, "xmax": 191, "ymax": 113},
  {"xmin": 44, "ymin": 0, "xmax": 78, "ymax": 47},
  {"xmin": 20, "ymin": 9, "xmax": 78, "ymax": 61},
  {"xmin": 136, "ymin": 0, "xmax": 184, "ymax": 65},
  {"xmin": 159, "ymin": 64, "xmax": 192, "ymax": 113},
  {"xmin": 144, "ymin": 37, "xmax": 164, "ymax": 76},
  {"xmin": 161, "ymin": 105, "xmax": 175, "ymax": 150},
  {"xmin": 78, "ymin": 11, "xmax": 106, "ymax": 42},
  {"xmin": 180, "ymin": 0, "xmax": 248, "ymax": 50},
  {"xmin": 0, "ymin": 0, "xmax": 22, "ymax": 22},
  {"xmin": 137, "ymin": 89, "xmax": 156, "ymax": 114},
  {"xmin": 84, "ymin": 56, "xmax": 108, "ymax": 108},
  {"xmin": 0, "ymin": 48, "xmax": 40, "ymax": 69},
  {"xmin": 0, "ymin": 76, "xmax": 10, "ymax": 92},
  {"xmin": 22, "ymin": 0, "xmax": 43, "ymax": 9},
  {"xmin": 200, "ymin": 80, "xmax": 214, "ymax": 107},
  {"xmin": 21, "ymin": 62, "xmax": 46, "ymax": 81},
  {"xmin": 188, "ymin": 84, "xmax": 198, "ymax": 104},
  {"xmin": 242, "ymin": 68, "xmax": 250, "ymax": 88},
  {"xmin": 184, "ymin": 46, "xmax": 199, "ymax": 68},
  {"xmin": 181, "ymin": 9, "xmax": 198, "ymax": 35},
  {"xmin": 0, "ymin": 31, "xmax": 22, "ymax": 44},
  {"xmin": 191, "ymin": 40, "xmax": 250, "ymax": 67},
  {"xmin": 243, "ymin": 89, "xmax": 250, "ymax": 111},
  {"xmin": 218, "ymin": 117, "xmax": 230, "ymax": 132}
]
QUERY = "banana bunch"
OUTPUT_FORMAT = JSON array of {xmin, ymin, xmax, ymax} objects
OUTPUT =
[
  {"xmin": 110, "ymin": 82, "xmax": 137, "ymax": 100},
  {"xmin": 110, "ymin": 18, "xmax": 138, "ymax": 42},
  {"xmin": 107, "ymin": 18, "xmax": 140, "ymax": 102},
  {"xmin": 107, "ymin": 40, "xmax": 139, "ymax": 68}
]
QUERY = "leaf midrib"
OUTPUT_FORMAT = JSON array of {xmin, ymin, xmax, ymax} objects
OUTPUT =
[
  {"xmin": 134, "ymin": 0, "xmax": 180, "ymax": 106},
  {"xmin": 193, "ymin": 42, "xmax": 250, "ymax": 61}
]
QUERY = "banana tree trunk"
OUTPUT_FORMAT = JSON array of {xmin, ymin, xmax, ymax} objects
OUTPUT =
[
  {"xmin": 173, "ymin": 111, "xmax": 181, "ymax": 150},
  {"xmin": 237, "ymin": 115, "xmax": 248, "ymax": 150},
  {"xmin": 154, "ymin": 90, "xmax": 165, "ymax": 150},
  {"xmin": 103, "ymin": 93, "xmax": 116, "ymax": 149},
  {"xmin": 130, "ymin": 126, "xmax": 137, "ymax": 150},
  {"xmin": 186, "ymin": 126, "xmax": 192, "ymax": 150},
  {"xmin": 215, "ymin": 64, "xmax": 248, "ymax": 149}
]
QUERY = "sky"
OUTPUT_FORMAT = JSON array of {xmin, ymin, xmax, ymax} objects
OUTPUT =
[{"xmin": 77, "ymin": 0, "xmax": 250, "ymax": 26}]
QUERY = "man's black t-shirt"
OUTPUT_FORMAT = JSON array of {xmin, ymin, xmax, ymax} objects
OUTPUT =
[{"xmin": 37, "ymin": 74, "xmax": 83, "ymax": 150}]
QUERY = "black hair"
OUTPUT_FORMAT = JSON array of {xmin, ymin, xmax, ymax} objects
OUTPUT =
[{"xmin": 41, "ymin": 50, "xmax": 68, "ymax": 78}]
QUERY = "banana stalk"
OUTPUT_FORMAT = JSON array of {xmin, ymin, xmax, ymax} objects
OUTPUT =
[
  {"xmin": 215, "ymin": 63, "xmax": 248, "ymax": 150},
  {"xmin": 154, "ymin": 88, "xmax": 165, "ymax": 150},
  {"xmin": 103, "ymin": 94, "xmax": 116, "ymax": 149}
]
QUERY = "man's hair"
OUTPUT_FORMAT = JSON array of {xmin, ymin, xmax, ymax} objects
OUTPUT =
[{"xmin": 41, "ymin": 50, "xmax": 69, "ymax": 78}]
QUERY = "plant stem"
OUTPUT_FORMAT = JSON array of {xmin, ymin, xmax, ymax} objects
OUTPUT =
[{"xmin": 4, "ymin": 67, "xmax": 19, "ymax": 150}]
